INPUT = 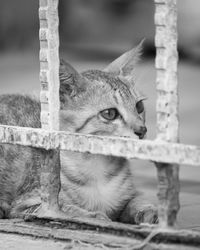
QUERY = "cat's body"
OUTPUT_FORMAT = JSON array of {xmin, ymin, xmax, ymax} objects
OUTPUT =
[
  {"xmin": 0, "ymin": 95, "xmax": 41, "ymax": 218},
  {"xmin": 0, "ymin": 44, "xmax": 157, "ymax": 224}
]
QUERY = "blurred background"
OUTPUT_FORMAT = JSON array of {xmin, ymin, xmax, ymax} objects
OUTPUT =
[{"xmin": 0, "ymin": 0, "xmax": 200, "ymax": 230}]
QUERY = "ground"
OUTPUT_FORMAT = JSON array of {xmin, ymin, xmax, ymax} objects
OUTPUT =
[{"xmin": 0, "ymin": 51, "xmax": 200, "ymax": 232}]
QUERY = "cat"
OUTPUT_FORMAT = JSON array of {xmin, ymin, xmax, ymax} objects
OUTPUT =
[{"xmin": 0, "ymin": 43, "xmax": 157, "ymax": 224}]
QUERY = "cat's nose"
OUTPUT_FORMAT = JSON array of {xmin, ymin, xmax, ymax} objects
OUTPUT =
[{"xmin": 134, "ymin": 126, "xmax": 147, "ymax": 139}]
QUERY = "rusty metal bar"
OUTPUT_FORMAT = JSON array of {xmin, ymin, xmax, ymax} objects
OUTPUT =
[
  {"xmin": 0, "ymin": 125, "xmax": 200, "ymax": 166},
  {"xmin": 39, "ymin": 0, "xmax": 60, "ymax": 216},
  {"xmin": 39, "ymin": 0, "xmax": 60, "ymax": 131},
  {"xmin": 154, "ymin": 0, "xmax": 180, "ymax": 227}
]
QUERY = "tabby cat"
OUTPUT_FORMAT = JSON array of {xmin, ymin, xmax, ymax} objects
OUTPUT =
[{"xmin": 0, "ymin": 43, "xmax": 157, "ymax": 224}]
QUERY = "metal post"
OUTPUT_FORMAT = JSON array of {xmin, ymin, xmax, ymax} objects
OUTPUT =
[
  {"xmin": 154, "ymin": 0, "xmax": 180, "ymax": 227},
  {"xmin": 39, "ymin": 0, "xmax": 61, "ymax": 216}
]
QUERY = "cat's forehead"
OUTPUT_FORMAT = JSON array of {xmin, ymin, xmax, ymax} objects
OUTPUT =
[{"xmin": 82, "ymin": 69, "xmax": 143, "ymax": 104}]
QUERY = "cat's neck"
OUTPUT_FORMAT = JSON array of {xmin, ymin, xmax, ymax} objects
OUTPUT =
[
  {"xmin": 60, "ymin": 151, "xmax": 128, "ymax": 183},
  {"xmin": 59, "ymin": 151, "xmax": 135, "ymax": 218}
]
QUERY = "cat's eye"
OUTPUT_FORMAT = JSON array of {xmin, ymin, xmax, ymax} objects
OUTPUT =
[
  {"xmin": 100, "ymin": 108, "xmax": 119, "ymax": 121},
  {"xmin": 136, "ymin": 100, "xmax": 144, "ymax": 114}
]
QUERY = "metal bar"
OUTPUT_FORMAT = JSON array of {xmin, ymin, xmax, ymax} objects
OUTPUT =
[
  {"xmin": 154, "ymin": 0, "xmax": 180, "ymax": 227},
  {"xmin": 39, "ymin": 0, "xmax": 60, "ymax": 130},
  {"xmin": 0, "ymin": 125, "xmax": 199, "ymax": 166},
  {"xmin": 39, "ymin": 0, "xmax": 60, "ymax": 216}
]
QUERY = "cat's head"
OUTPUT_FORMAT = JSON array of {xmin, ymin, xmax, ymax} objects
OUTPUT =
[{"xmin": 59, "ymin": 42, "xmax": 147, "ymax": 139}]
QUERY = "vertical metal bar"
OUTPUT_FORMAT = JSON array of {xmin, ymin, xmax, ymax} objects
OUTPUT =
[
  {"xmin": 39, "ymin": 0, "xmax": 60, "ymax": 131},
  {"xmin": 154, "ymin": 0, "xmax": 180, "ymax": 227},
  {"xmin": 39, "ymin": 0, "xmax": 60, "ymax": 216}
]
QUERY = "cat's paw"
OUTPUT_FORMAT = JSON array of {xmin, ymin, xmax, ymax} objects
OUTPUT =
[
  {"xmin": 87, "ymin": 211, "xmax": 111, "ymax": 221},
  {"xmin": 61, "ymin": 204, "xmax": 111, "ymax": 221},
  {"xmin": 135, "ymin": 205, "xmax": 158, "ymax": 224}
]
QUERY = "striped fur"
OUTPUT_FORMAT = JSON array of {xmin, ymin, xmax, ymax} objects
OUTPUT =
[{"xmin": 0, "ymin": 45, "xmax": 157, "ymax": 224}]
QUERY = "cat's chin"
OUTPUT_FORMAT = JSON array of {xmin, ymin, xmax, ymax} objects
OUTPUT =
[{"xmin": 142, "ymin": 134, "xmax": 147, "ymax": 140}]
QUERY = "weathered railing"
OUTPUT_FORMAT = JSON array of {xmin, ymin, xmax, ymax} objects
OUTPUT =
[
  {"xmin": 0, "ymin": 0, "xmax": 200, "ymax": 247},
  {"xmin": 154, "ymin": 0, "xmax": 180, "ymax": 227},
  {"xmin": 38, "ymin": 0, "xmax": 61, "ymax": 217}
]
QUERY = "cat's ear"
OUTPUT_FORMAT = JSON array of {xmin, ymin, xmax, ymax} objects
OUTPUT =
[
  {"xmin": 59, "ymin": 59, "xmax": 86, "ymax": 100},
  {"xmin": 104, "ymin": 39, "xmax": 144, "ymax": 78}
]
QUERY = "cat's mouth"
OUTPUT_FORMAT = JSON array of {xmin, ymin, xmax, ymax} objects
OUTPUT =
[{"xmin": 137, "ymin": 134, "xmax": 146, "ymax": 140}]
